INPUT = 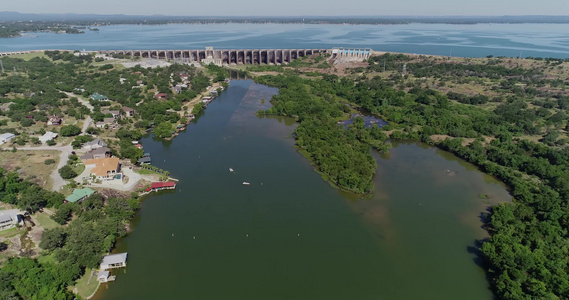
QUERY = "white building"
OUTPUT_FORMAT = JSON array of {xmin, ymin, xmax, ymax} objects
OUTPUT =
[
  {"xmin": 39, "ymin": 131, "xmax": 58, "ymax": 144},
  {"xmin": 0, "ymin": 133, "xmax": 16, "ymax": 145},
  {"xmin": 0, "ymin": 209, "xmax": 24, "ymax": 231},
  {"xmin": 100, "ymin": 252, "xmax": 128, "ymax": 270}
]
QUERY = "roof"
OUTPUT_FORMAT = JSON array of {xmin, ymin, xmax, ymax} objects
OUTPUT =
[
  {"xmin": 0, "ymin": 133, "xmax": 16, "ymax": 139},
  {"xmin": 91, "ymin": 93, "xmax": 108, "ymax": 100},
  {"xmin": 84, "ymin": 157, "xmax": 120, "ymax": 177},
  {"xmin": 65, "ymin": 188, "xmax": 95, "ymax": 203},
  {"xmin": 39, "ymin": 132, "xmax": 58, "ymax": 143},
  {"xmin": 98, "ymin": 271, "xmax": 110, "ymax": 279},
  {"xmin": 151, "ymin": 182, "xmax": 176, "ymax": 189},
  {"xmin": 81, "ymin": 147, "xmax": 111, "ymax": 159},
  {"xmin": 0, "ymin": 209, "xmax": 23, "ymax": 223},
  {"xmin": 103, "ymin": 118, "xmax": 116, "ymax": 124},
  {"xmin": 138, "ymin": 157, "xmax": 151, "ymax": 163},
  {"xmin": 101, "ymin": 252, "xmax": 127, "ymax": 266},
  {"xmin": 154, "ymin": 93, "xmax": 168, "ymax": 98},
  {"xmin": 85, "ymin": 139, "xmax": 107, "ymax": 148},
  {"xmin": 103, "ymin": 110, "xmax": 120, "ymax": 115},
  {"xmin": 122, "ymin": 106, "xmax": 135, "ymax": 112}
]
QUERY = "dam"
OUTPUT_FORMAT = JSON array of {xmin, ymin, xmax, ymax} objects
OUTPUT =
[{"xmin": 97, "ymin": 47, "xmax": 372, "ymax": 65}]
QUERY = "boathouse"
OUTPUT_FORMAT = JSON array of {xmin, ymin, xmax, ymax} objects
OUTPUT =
[
  {"xmin": 147, "ymin": 181, "xmax": 176, "ymax": 192},
  {"xmin": 100, "ymin": 253, "xmax": 128, "ymax": 270}
]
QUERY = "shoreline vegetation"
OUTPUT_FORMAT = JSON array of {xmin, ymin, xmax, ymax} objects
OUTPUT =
[
  {"xmin": 0, "ymin": 48, "xmax": 568, "ymax": 299},
  {"xmin": 251, "ymin": 52, "xmax": 569, "ymax": 299}
]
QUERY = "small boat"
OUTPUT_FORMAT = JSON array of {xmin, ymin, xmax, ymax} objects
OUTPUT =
[
  {"xmin": 242, "ymin": 182, "xmax": 250, "ymax": 185},
  {"xmin": 229, "ymin": 168, "xmax": 234, "ymax": 172}
]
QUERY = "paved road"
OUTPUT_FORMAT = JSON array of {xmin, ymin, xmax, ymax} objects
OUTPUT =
[{"xmin": 9, "ymin": 145, "xmax": 73, "ymax": 192}]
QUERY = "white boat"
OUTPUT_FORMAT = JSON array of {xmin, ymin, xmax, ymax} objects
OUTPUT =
[
  {"xmin": 242, "ymin": 182, "xmax": 250, "ymax": 185},
  {"xmin": 229, "ymin": 168, "xmax": 234, "ymax": 172}
]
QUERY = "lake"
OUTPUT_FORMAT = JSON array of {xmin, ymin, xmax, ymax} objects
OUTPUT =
[
  {"xmin": 94, "ymin": 80, "xmax": 511, "ymax": 300},
  {"xmin": 1, "ymin": 23, "xmax": 569, "ymax": 58}
]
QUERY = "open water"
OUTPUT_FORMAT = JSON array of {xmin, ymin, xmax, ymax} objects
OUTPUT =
[{"xmin": 94, "ymin": 80, "xmax": 511, "ymax": 300}]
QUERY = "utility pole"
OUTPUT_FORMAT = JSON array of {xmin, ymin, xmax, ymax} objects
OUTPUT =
[{"xmin": 0, "ymin": 59, "xmax": 3, "ymax": 73}]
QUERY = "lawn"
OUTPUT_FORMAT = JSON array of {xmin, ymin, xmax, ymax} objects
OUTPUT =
[
  {"xmin": 8, "ymin": 52, "xmax": 48, "ymax": 61},
  {"xmin": 34, "ymin": 211, "xmax": 59, "ymax": 230},
  {"xmin": 70, "ymin": 268, "xmax": 100, "ymax": 299}
]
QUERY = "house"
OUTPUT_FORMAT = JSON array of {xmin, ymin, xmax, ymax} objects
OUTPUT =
[
  {"xmin": 154, "ymin": 93, "xmax": 168, "ymax": 100},
  {"xmin": 0, "ymin": 210, "xmax": 24, "ymax": 231},
  {"xmin": 0, "ymin": 102, "xmax": 14, "ymax": 112},
  {"xmin": 95, "ymin": 118, "xmax": 117, "ymax": 129},
  {"xmin": 80, "ymin": 147, "xmax": 111, "ymax": 160},
  {"xmin": 39, "ymin": 131, "xmax": 58, "ymax": 143},
  {"xmin": 134, "ymin": 144, "xmax": 143, "ymax": 149},
  {"xmin": 83, "ymin": 138, "xmax": 108, "ymax": 150},
  {"xmin": 91, "ymin": 93, "xmax": 109, "ymax": 101},
  {"xmin": 0, "ymin": 133, "xmax": 16, "ymax": 144},
  {"xmin": 47, "ymin": 116, "xmax": 62, "ymax": 126},
  {"xmin": 84, "ymin": 157, "xmax": 122, "ymax": 181},
  {"xmin": 65, "ymin": 188, "xmax": 95, "ymax": 203},
  {"xmin": 172, "ymin": 86, "xmax": 183, "ymax": 94},
  {"xmin": 102, "ymin": 110, "xmax": 121, "ymax": 119},
  {"xmin": 146, "ymin": 181, "xmax": 176, "ymax": 192},
  {"xmin": 100, "ymin": 253, "xmax": 128, "ymax": 270},
  {"xmin": 122, "ymin": 107, "xmax": 135, "ymax": 117}
]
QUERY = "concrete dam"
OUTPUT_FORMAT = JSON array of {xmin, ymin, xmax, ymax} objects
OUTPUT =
[{"xmin": 97, "ymin": 47, "xmax": 371, "ymax": 65}]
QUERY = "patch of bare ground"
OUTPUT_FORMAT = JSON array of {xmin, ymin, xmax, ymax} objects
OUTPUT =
[{"xmin": 430, "ymin": 134, "xmax": 495, "ymax": 146}]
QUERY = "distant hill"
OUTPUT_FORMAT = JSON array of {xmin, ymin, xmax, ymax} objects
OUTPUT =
[{"xmin": 0, "ymin": 11, "xmax": 568, "ymax": 24}]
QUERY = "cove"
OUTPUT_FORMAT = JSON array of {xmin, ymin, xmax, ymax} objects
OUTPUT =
[{"xmin": 94, "ymin": 80, "xmax": 510, "ymax": 300}]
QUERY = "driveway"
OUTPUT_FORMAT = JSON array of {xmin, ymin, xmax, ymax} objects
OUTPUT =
[{"xmin": 12, "ymin": 145, "xmax": 73, "ymax": 192}]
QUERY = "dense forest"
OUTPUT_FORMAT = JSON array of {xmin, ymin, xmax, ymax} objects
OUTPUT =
[{"xmin": 254, "ymin": 52, "xmax": 569, "ymax": 299}]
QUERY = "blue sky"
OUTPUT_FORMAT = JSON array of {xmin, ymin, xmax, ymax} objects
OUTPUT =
[{"xmin": 3, "ymin": 0, "xmax": 569, "ymax": 16}]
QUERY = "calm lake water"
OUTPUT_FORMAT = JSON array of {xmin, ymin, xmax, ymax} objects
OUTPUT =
[
  {"xmin": 94, "ymin": 80, "xmax": 510, "ymax": 300},
  {"xmin": 1, "ymin": 23, "xmax": 569, "ymax": 58}
]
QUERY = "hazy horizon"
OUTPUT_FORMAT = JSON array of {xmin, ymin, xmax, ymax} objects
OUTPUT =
[{"xmin": 1, "ymin": 0, "xmax": 568, "ymax": 17}]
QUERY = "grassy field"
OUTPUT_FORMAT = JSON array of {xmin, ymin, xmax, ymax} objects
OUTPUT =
[
  {"xmin": 33, "ymin": 211, "xmax": 59, "ymax": 230},
  {"xmin": 70, "ymin": 268, "xmax": 100, "ymax": 299},
  {"xmin": 8, "ymin": 52, "xmax": 48, "ymax": 61},
  {"xmin": 0, "ymin": 150, "xmax": 60, "ymax": 189}
]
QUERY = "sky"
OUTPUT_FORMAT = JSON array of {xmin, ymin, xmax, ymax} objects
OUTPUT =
[{"xmin": 2, "ymin": 0, "xmax": 569, "ymax": 16}]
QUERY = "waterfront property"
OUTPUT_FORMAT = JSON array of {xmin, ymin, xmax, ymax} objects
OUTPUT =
[
  {"xmin": 100, "ymin": 253, "xmax": 128, "ymax": 270},
  {"xmin": 0, "ymin": 209, "xmax": 24, "ymax": 231},
  {"xmin": 65, "ymin": 188, "xmax": 95, "ymax": 204},
  {"xmin": 146, "ymin": 181, "xmax": 176, "ymax": 192},
  {"xmin": 97, "ymin": 271, "xmax": 116, "ymax": 283},
  {"xmin": 138, "ymin": 153, "xmax": 151, "ymax": 165},
  {"xmin": 84, "ymin": 157, "xmax": 122, "ymax": 181}
]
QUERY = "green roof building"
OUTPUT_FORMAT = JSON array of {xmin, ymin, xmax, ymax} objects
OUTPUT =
[
  {"xmin": 91, "ymin": 93, "xmax": 109, "ymax": 101},
  {"xmin": 65, "ymin": 188, "xmax": 95, "ymax": 203}
]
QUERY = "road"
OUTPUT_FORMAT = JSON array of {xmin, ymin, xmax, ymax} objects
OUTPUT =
[{"xmin": 11, "ymin": 145, "xmax": 73, "ymax": 192}]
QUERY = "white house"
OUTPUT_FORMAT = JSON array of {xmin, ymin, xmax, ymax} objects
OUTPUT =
[
  {"xmin": 0, "ymin": 210, "xmax": 24, "ymax": 231},
  {"xmin": 0, "ymin": 133, "xmax": 16, "ymax": 145},
  {"xmin": 100, "ymin": 253, "xmax": 128, "ymax": 270},
  {"xmin": 82, "ymin": 138, "xmax": 107, "ymax": 150}
]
